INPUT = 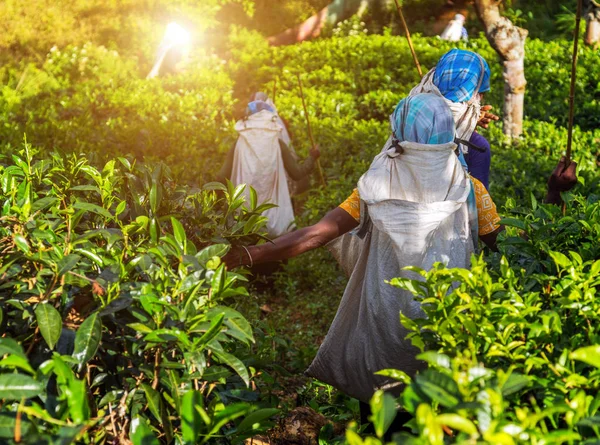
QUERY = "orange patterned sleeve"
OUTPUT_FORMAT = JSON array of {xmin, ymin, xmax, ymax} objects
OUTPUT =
[
  {"xmin": 339, "ymin": 188, "xmax": 361, "ymax": 221},
  {"xmin": 471, "ymin": 177, "xmax": 501, "ymax": 236}
]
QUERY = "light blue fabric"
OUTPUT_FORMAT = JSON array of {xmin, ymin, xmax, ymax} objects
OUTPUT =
[
  {"xmin": 391, "ymin": 93, "xmax": 455, "ymax": 144},
  {"xmin": 457, "ymin": 150, "xmax": 479, "ymax": 250},
  {"xmin": 247, "ymin": 100, "xmax": 275, "ymax": 116},
  {"xmin": 433, "ymin": 49, "xmax": 491, "ymax": 103}
]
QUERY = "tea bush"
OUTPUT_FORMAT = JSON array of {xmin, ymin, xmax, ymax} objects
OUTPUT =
[
  {"xmin": 240, "ymin": 33, "xmax": 600, "ymax": 130},
  {"xmin": 2, "ymin": 33, "xmax": 599, "ymax": 189},
  {"xmin": 0, "ymin": 44, "xmax": 237, "ymax": 184},
  {"xmin": 345, "ymin": 192, "xmax": 600, "ymax": 444},
  {"xmin": 0, "ymin": 143, "xmax": 280, "ymax": 443}
]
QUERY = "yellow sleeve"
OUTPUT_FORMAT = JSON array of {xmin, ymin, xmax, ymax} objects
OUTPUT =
[
  {"xmin": 471, "ymin": 177, "xmax": 501, "ymax": 236},
  {"xmin": 339, "ymin": 188, "xmax": 361, "ymax": 222}
]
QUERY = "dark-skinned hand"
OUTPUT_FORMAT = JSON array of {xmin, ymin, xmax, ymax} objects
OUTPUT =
[
  {"xmin": 548, "ymin": 156, "xmax": 578, "ymax": 193},
  {"xmin": 222, "ymin": 246, "xmax": 251, "ymax": 269},
  {"xmin": 477, "ymin": 105, "xmax": 500, "ymax": 129},
  {"xmin": 310, "ymin": 144, "xmax": 321, "ymax": 160}
]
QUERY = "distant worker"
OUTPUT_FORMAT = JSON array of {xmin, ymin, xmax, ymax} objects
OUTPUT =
[
  {"xmin": 440, "ymin": 14, "xmax": 469, "ymax": 42},
  {"xmin": 217, "ymin": 92, "xmax": 320, "ymax": 238}
]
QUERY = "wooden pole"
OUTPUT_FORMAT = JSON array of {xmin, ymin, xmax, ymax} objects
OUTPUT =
[
  {"xmin": 272, "ymin": 77, "xmax": 277, "ymax": 104},
  {"xmin": 393, "ymin": 0, "xmax": 423, "ymax": 77},
  {"xmin": 566, "ymin": 0, "xmax": 583, "ymax": 166},
  {"xmin": 297, "ymin": 74, "xmax": 326, "ymax": 186},
  {"xmin": 562, "ymin": 0, "xmax": 583, "ymax": 214}
]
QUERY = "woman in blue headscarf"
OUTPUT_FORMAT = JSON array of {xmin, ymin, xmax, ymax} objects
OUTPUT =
[{"xmin": 410, "ymin": 48, "xmax": 498, "ymax": 190}]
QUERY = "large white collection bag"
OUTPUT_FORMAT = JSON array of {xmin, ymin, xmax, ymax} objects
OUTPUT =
[
  {"xmin": 309, "ymin": 140, "xmax": 475, "ymax": 402},
  {"xmin": 230, "ymin": 111, "xmax": 295, "ymax": 238}
]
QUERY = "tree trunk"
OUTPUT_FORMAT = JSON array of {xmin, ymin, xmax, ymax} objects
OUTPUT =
[
  {"xmin": 502, "ymin": 58, "xmax": 526, "ymax": 139},
  {"xmin": 585, "ymin": 1, "xmax": 600, "ymax": 47},
  {"xmin": 474, "ymin": 0, "xmax": 528, "ymax": 139}
]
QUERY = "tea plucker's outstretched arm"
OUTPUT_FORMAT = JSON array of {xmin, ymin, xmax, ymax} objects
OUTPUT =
[
  {"xmin": 481, "ymin": 157, "xmax": 578, "ymax": 251},
  {"xmin": 224, "ymin": 207, "xmax": 358, "ymax": 268},
  {"xmin": 280, "ymin": 140, "xmax": 320, "ymax": 181},
  {"xmin": 545, "ymin": 157, "xmax": 578, "ymax": 205}
]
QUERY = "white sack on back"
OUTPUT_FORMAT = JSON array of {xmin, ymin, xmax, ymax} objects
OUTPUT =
[
  {"xmin": 231, "ymin": 111, "xmax": 295, "ymax": 238},
  {"xmin": 307, "ymin": 140, "xmax": 474, "ymax": 403}
]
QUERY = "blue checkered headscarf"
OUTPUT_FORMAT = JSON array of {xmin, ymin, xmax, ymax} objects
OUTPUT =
[
  {"xmin": 246, "ymin": 100, "xmax": 275, "ymax": 116},
  {"xmin": 391, "ymin": 93, "xmax": 455, "ymax": 145},
  {"xmin": 433, "ymin": 49, "xmax": 491, "ymax": 103}
]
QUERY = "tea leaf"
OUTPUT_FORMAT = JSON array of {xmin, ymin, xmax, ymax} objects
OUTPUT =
[
  {"xmin": 35, "ymin": 304, "xmax": 62, "ymax": 350},
  {"xmin": 0, "ymin": 374, "xmax": 43, "ymax": 400},
  {"xmin": 415, "ymin": 371, "xmax": 461, "ymax": 408},
  {"xmin": 141, "ymin": 383, "xmax": 163, "ymax": 424},
  {"xmin": 57, "ymin": 254, "xmax": 81, "ymax": 276},
  {"xmin": 375, "ymin": 369, "xmax": 412, "ymax": 384},
  {"xmin": 236, "ymin": 408, "xmax": 279, "ymax": 434},
  {"xmin": 130, "ymin": 416, "xmax": 159, "ymax": 445},
  {"xmin": 369, "ymin": 390, "xmax": 396, "ymax": 439},
  {"xmin": 72, "ymin": 312, "xmax": 102, "ymax": 371},
  {"xmin": 171, "ymin": 217, "xmax": 186, "ymax": 250},
  {"xmin": 182, "ymin": 390, "xmax": 204, "ymax": 444},
  {"xmin": 0, "ymin": 355, "xmax": 34, "ymax": 374},
  {"xmin": 501, "ymin": 373, "xmax": 531, "ymax": 397},
  {"xmin": 213, "ymin": 350, "xmax": 250, "ymax": 386},
  {"xmin": 13, "ymin": 234, "xmax": 30, "ymax": 253},
  {"xmin": 73, "ymin": 201, "xmax": 112, "ymax": 218},
  {"xmin": 571, "ymin": 346, "xmax": 600, "ymax": 369},
  {"xmin": 436, "ymin": 414, "xmax": 478, "ymax": 435},
  {"xmin": 0, "ymin": 338, "xmax": 26, "ymax": 359}
]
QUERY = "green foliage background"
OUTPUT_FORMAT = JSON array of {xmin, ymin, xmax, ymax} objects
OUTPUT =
[{"xmin": 0, "ymin": 1, "xmax": 599, "ymax": 444}]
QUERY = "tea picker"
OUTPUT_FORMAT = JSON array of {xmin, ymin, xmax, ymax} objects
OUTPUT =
[
  {"xmin": 392, "ymin": 2, "xmax": 489, "ymax": 160},
  {"xmin": 217, "ymin": 89, "xmax": 321, "ymax": 238},
  {"xmin": 440, "ymin": 14, "xmax": 469, "ymax": 42}
]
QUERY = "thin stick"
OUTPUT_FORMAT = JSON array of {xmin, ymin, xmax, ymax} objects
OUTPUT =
[
  {"xmin": 565, "ymin": 0, "xmax": 583, "ymax": 166},
  {"xmin": 297, "ymin": 74, "xmax": 326, "ymax": 186},
  {"xmin": 393, "ymin": 0, "xmax": 423, "ymax": 77},
  {"xmin": 272, "ymin": 77, "xmax": 277, "ymax": 104}
]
